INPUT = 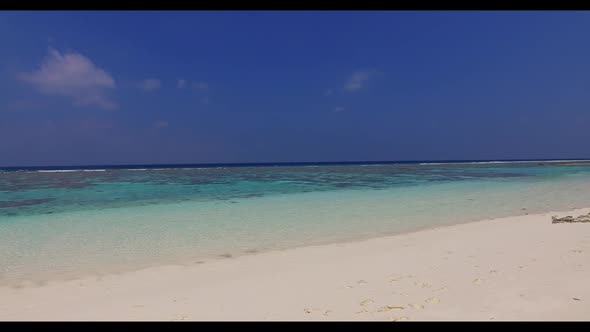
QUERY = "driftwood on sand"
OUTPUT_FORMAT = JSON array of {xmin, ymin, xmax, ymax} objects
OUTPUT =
[{"xmin": 552, "ymin": 212, "xmax": 590, "ymax": 224}]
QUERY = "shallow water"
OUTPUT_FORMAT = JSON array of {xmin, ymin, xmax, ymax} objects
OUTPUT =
[{"xmin": 1, "ymin": 161, "xmax": 590, "ymax": 286}]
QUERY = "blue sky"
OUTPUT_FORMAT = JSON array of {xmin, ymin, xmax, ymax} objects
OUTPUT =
[{"xmin": 1, "ymin": 11, "xmax": 590, "ymax": 166}]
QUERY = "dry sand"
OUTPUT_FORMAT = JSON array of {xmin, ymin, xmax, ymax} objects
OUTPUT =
[{"xmin": 1, "ymin": 208, "xmax": 589, "ymax": 321}]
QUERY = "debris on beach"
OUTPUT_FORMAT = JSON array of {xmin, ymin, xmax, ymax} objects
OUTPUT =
[
  {"xmin": 377, "ymin": 305, "xmax": 405, "ymax": 312},
  {"xmin": 360, "ymin": 299, "xmax": 375, "ymax": 306},
  {"xmin": 304, "ymin": 307, "xmax": 321, "ymax": 314},
  {"xmin": 425, "ymin": 297, "xmax": 440, "ymax": 304},
  {"xmin": 551, "ymin": 212, "xmax": 590, "ymax": 224},
  {"xmin": 389, "ymin": 275, "xmax": 414, "ymax": 282},
  {"xmin": 407, "ymin": 303, "xmax": 424, "ymax": 310},
  {"xmin": 414, "ymin": 281, "xmax": 431, "ymax": 288}
]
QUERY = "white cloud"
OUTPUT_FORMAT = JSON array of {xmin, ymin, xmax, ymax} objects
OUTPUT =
[
  {"xmin": 333, "ymin": 106, "xmax": 345, "ymax": 113},
  {"xmin": 192, "ymin": 81, "xmax": 208, "ymax": 91},
  {"xmin": 18, "ymin": 47, "xmax": 117, "ymax": 110},
  {"xmin": 176, "ymin": 79, "xmax": 208, "ymax": 91},
  {"xmin": 344, "ymin": 70, "xmax": 374, "ymax": 92},
  {"xmin": 141, "ymin": 78, "xmax": 161, "ymax": 91},
  {"xmin": 153, "ymin": 120, "xmax": 169, "ymax": 129}
]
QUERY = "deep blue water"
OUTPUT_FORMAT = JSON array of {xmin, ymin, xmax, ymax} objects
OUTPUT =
[{"xmin": 1, "ymin": 158, "xmax": 587, "ymax": 172}]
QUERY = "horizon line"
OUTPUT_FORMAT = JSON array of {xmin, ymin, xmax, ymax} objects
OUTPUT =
[{"xmin": 2, "ymin": 157, "xmax": 590, "ymax": 171}]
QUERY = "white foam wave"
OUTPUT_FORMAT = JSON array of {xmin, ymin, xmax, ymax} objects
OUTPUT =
[
  {"xmin": 36, "ymin": 169, "xmax": 108, "ymax": 173},
  {"xmin": 419, "ymin": 159, "xmax": 590, "ymax": 166}
]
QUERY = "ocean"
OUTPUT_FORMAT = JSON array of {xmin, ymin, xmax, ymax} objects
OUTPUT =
[{"xmin": 1, "ymin": 160, "xmax": 590, "ymax": 286}]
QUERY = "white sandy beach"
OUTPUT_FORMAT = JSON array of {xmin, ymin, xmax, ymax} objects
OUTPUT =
[{"xmin": 1, "ymin": 208, "xmax": 589, "ymax": 321}]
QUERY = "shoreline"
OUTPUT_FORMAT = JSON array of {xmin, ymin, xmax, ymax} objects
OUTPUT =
[
  {"xmin": 1, "ymin": 207, "xmax": 589, "ymax": 320},
  {"xmin": 0, "ymin": 199, "xmax": 578, "ymax": 289}
]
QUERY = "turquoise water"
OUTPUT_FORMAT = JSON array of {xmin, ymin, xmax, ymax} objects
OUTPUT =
[{"xmin": 1, "ymin": 162, "xmax": 590, "ymax": 286}]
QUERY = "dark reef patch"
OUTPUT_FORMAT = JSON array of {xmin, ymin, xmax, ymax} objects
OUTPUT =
[{"xmin": 0, "ymin": 198, "xmax": 54, "ymax": 209}]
